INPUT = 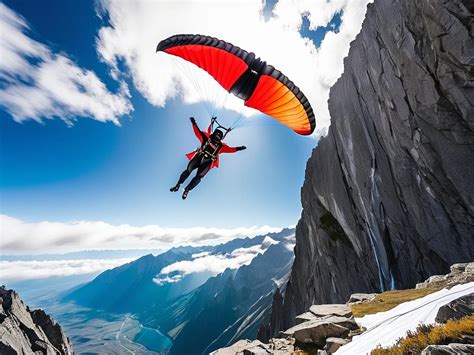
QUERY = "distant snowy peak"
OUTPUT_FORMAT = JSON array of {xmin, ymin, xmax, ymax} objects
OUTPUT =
[{"xmin": 261, "ymin": 236, "xmax": 279, "ymax": 248}]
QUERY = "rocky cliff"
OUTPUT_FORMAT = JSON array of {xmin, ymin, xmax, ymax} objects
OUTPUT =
[
  {"xmin": 261, "ymin": 0, "xmax": 474, "ymax": 338},
  {"xmin": 0, "ymin": 286, "xmax": 73, "ymax": 354}
]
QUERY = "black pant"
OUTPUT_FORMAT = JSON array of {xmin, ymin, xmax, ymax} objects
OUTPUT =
[{"xmin": 177, "ymin": 153, "xmax": 213, "ymax": 190}]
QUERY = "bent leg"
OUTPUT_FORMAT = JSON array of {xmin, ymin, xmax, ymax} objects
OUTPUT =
[
  {"xmin": 171, "ymin": 154, "xmax": 201, "ymax": 191},
  {"xmin": 186, "ymin": 159, "xmax": 212, "ymax": 191},
  {"xmin": 178, "ymin": 155, "xmax": 202, "ymax": 183}
]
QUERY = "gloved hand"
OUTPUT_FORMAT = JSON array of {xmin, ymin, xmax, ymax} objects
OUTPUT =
[
  {"xmin": 237, "ymin": 146, "xmax": 247, "ymax": 151},
  {"xmin": 190, "ymin": 117, "xmax": 196, "ymax": 123}
]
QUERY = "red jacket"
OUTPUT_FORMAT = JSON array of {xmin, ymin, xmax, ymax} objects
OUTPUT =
[{"xmin": 186, "ymin": 122, "xmax": 239, "ymax": 169}]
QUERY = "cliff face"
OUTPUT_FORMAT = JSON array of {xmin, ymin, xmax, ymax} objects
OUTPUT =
[
  {"xmin": 0, "ymin": 286, "xmax": 73, "ymax": 355},
  {"xmin": 262, "ymin": 0, "xmax": 474, "ymax": 337}
]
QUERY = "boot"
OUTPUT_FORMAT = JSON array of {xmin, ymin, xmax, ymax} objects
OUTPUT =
[
  {"xmin": 170, "ymin": 183, "xmax": 180, "ymax": 192},
  {"xmin": 182, "ymin": 188, "xmax": 189, "ymax": 200}
]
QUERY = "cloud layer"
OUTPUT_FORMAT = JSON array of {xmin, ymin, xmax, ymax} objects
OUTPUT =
[
  {"xmin": 96, "ymin": 0, "xmax": 372, "ymax": 135},
  {"xmin": 0, "ymin": 214, "xmax": 281, "ymax": 255},
  {"xmin": 0, "ymin": 4, "xmax": 132, "ymax": 125},
  {"xmin": 154, "ymin": 236, "xmax": 282, "ymax": 284},
  {"xmin": 0, "ymin": 258, "xmax": 133, "ymax": 282}
]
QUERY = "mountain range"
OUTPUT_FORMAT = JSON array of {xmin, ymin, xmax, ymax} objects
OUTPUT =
[{"xmin": 65, "ymin": 228, "xmax": 295, "ymax": 353}]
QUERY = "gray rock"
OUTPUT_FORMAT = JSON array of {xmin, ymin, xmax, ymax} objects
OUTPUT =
[
  {"xmin": 464, "ymin": 262, "xmax": 474, "ymax": 275},
  {"xmin": 211, "ymin": 338, "xmax": 295, "ymax": 355},
  {"xmin": 428, "ymin": 275, "xmax": 448, "ymax": 283},
  {"xmin": 324, "ymin": 337, "xmax": 349, "ymax": 353},
  {"xmin": 421, "ymin": 343, "xmax": 474, "ymax": 354},
  {"xmin": 211, "ymin": 340, "xmax": 267, "ymax": 355},
  {"xmin": 284, "ymin": 316, "xmax": 358, "ymax": 345},
  {"xmin": 295, "ymin": 311, "xmax": 317, "ymax": 324},
  {"xmin": 309, "ymin": 304, "xmax": 352, "ymax": 318},
  {"xmin": 268, "ymin": 338, "xmax": 295, "ymax": 353},
  {"xmin": 347, "ymin": 293, "xmax": 376, "ymax": 304},
  {"xmin": 243, "ymin": 346, "xmax": 271, "ymax": 355},
  {"xmin": 0, "ymin": 286, "xmax": 73, "ymax": 355},
  {"xmin": 261, "ymin": 0, "xmax": 474, "ymax": 337},
  {"xmin": 450, "ymin": 263, "xmax": 469, "ymax": 274},
  {"xmin": 435, "ymin": 293, "xmax": 474, "ymax": 323},
  {"xmin": 416, "ymin": 282, "xmax": 427, "ymax": 289},
  {"xmin": 416, "ymin": 263, "xmax": 474, "ymax": 289}
]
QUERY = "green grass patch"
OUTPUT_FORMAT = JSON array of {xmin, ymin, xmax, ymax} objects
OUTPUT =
[{"xmin": 351, "ymin": 286, "xmax": 444, "ymax": 317}]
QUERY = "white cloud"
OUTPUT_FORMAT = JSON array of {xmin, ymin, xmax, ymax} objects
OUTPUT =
[
  {"xmin": 154, "ymin": 236, "xmax": 282, "ymax": 284},
  {"xmin": 0, "ymin": 258, "xmax": 133, "ymax": 282},
  {"xmin": 191, "ymin": 251, "xmax": 210, "ymax": 258},
  {"xmin": 160, "ymin": 244, "xmax": 263, "ymax": 275},
  {"xmin": 96, "ymin": 0, "xmax": 372, "ymax": 136},
  {"xmin": 0, "ymin": 3, "xmax": 132, "ymax": 125},
  {"xmin": 0, "ymin": 214, "xmax": 281, "ymax": 254},
  {"xmin": 153, "ymin": 274, "xmax": 183, "ymax": 285},
  {"xmin": 285, "ymin": 243, "xmax": 296, "ymax": 251}
]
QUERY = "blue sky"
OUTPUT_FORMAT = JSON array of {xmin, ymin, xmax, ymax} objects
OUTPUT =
[{"xmin": 0, "ymin": 0, "xmax": 347, "ymax": 229}]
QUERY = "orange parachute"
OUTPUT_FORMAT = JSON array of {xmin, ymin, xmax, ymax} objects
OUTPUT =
[{"xmin": 157, "ymin": 34, "xmax": 315, "ymax": 135}]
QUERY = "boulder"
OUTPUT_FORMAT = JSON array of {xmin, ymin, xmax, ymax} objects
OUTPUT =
[
  {"xmin": 428, "ymin": 275, "xmax": 447, "ymax": 284},
  {"xmin": 421, "ymin": 343, "xmax": 474, "ymax": 354},
  {"xmin": 347, "ymin": 293, "xmax": 376, "ymax": 304},
  {"xmin": 242, "ymin": 346, "xmax": 270, "ymax": 355},
  {"xmin": 211, "ymin": 338, "xmax": 296, "ymax": 355},
  {"xmin": 416, "ymin": 263, "xmax": 474, "ymax": 289},
  {"xmin": 435, "ymin": 293, "xmax": 474, "ymax": 323},
  {"xmin": 211, "ymin": 340, "xmax": 268, "ymax": 355},
  {"xmin": 268, "ymin": 338, "xmax": 295, "ymax": 353},
  {"xmin": 309, "ymin": 304, "xmax": 352, "ymax": 318},
  {"xmin": 450, "ymin": 263, "xmax": 469, "ymax": 274},
  {"xmin": 290, "ymin": 323, "xmax": 349, "ymax": 345},
  {"xmin": 295, "ymin": 311, "xmax": 317, "ymax": 324},
  {"xmin": 324, "ymin": 337, "xmax": 349, "ymax": 353},
  {"xmin": 464, "ymin": 263, "xmax": 474, "ymax": 275},
  {"xmin": 284, "ymin": 316, "xmax": 358, "ymax": 345}
]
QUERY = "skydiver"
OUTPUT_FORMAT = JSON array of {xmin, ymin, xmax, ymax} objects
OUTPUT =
[{"xmin": 170, "ymin": 117, "xmax": 246, "ymax": 199}]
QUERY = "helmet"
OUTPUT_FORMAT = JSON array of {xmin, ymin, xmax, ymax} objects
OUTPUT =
[{"xmin": 212, "ymin": 129, "xmax": 223, "ymax": 141}]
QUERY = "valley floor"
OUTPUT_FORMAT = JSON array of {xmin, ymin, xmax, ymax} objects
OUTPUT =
[{"xmin": 10, "ymin": 280, "xmax": 167, "ymax": 354}]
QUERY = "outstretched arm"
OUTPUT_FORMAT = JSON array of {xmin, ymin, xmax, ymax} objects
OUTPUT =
[
  {"xmin": 220, "ymin": 144, "xmax": 246, "ymax": 154},
  {"xmin": 190, "ymin": 117, "xmax": 207, "ymax": 143}
]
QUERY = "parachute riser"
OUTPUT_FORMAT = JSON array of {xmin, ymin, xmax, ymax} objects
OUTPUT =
[{"xmin": 210, "ymin": 116, "xmax": 232, "ymax": 139}]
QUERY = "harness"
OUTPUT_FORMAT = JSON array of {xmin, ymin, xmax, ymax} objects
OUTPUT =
[
  {"xmin": 197, "ymin": 117, "xmax": 232, "ymax": 162},
  {"xmin": 199, "ymin": 139, "xmax": 221, "ymax": 161}
]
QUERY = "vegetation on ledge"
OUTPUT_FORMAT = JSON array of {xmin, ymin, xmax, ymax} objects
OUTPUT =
[
  {"xmin": 371, "ymin": 315, "xmax": 474, "ymax": 354},
  {"xmin": 351, "ymin": 287, "xmax": 444, "ymax": 317}
]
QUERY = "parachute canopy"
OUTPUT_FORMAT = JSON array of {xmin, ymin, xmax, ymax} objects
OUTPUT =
[{"xmin": 157, "ymin": 34, "xmax": 315, "ymax": 135}]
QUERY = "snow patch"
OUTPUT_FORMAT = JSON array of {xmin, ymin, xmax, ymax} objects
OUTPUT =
[
  {"xmin": 261, "ymin": 236, "xmax": 279, "ymax": 248},
  {"xmin": 336, "ymin": 282, "xmax": 474, "ymax": 354}
]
